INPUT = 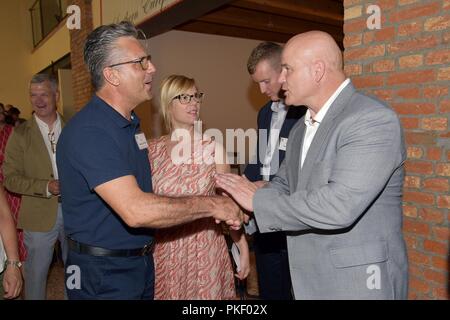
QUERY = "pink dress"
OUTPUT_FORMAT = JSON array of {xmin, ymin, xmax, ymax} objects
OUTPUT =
[
  {"xmin": 148, "ymin": 136, "xmax": 235, "ymax": 300},
  {"xmin": 0, "ymin": 124, "xmax": 26, "ymax": 261}
]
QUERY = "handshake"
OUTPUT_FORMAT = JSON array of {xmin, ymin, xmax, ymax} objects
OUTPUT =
[
  {"xmin": 212, "ymin": 173, "xmax": 264, "ymax": 229},
  {"xmin": 211, "ymin": 196, "xmax": 243, "ymax": 230}
]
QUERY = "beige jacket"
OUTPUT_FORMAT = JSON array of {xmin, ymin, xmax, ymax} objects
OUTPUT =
[{"xmin": 3, "ymin": 115, "xmax": 65, "ymax": 232}]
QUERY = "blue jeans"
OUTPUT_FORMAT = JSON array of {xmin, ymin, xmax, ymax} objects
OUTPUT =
[{"xmin": 65, "ymin": 250, "xmax": 154, "ymax": 300}]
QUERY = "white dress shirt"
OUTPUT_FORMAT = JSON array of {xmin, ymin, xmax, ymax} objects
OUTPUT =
[
  {"xmin": 35, "ymin": 114, "xmax": 61, "ymax": 196},
  {"xmin": 301, "ymin": 78, "xmax": 351, "ymax": 168},
  {"xmin": 260, "ymin": 101, "xmax": 288, "ymax": 181},
  {"xmin": 246, "ymin": 101, "xmax": 288, "ymax": 235}
]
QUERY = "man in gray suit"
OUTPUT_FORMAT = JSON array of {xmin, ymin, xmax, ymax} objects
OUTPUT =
[{"xmin": 216, "ymin": 31, "xmax": 408, "ymax": 299}]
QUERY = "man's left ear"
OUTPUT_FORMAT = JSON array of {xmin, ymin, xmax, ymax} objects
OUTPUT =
[
  {"xmin": 314, "ymin": 60, "xmax": 325, "ymax": 83},
  {"xmin": 55, "ymin": 90, "xmax": 60, "ymax": 105}
]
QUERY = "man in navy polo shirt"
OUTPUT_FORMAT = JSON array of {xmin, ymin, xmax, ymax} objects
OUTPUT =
[{"xmin": 56, "ymin": 21, "xmax": 242, "ymax": 300}]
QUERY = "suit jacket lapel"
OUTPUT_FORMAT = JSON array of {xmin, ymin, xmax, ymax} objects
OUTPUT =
[
  {"xmin": 280, "ymin": 108, "xmax": 296, "ymax": 138},
  {"xmin": 60, "ymin": 115, "xmax": 66, "ymax": 128},
  {"xmin": 29, "ymin": 117, "xmax": 53, "ymax": 175},
  {"xmin": 262, "ymin": 107, "xmax": 273, "ymax": 144},
  {"xmin": 289, "ymin": 121, "xmax": 305, "ymax": 188},
  {"xmin": 298, "ymin": 83, "xmax": 356, "ymax": 188}
]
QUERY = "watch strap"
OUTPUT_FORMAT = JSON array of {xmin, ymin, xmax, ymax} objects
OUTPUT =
[{"xmin": 5, "ymin": 260, "xmax": 22, "ymax": 268}]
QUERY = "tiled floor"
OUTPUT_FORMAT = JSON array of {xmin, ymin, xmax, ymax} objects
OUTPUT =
[
  {"xmin": 45, "ymin": 252, "xmax": 259, "ymax": 300},
  {"xmin": 46, "ymin": 261, "xmax": 65, "ymax": 300}
]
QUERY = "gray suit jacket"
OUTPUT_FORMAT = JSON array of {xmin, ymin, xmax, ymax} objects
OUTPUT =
[{"xmin": 253, "ymin": 83, "xmax": 408, "ymax": 299}]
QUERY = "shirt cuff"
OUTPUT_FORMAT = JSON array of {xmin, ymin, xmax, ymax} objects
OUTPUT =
[{"xmin": 46, "ymin": 181, "xmax": 52, "ymax": 198}]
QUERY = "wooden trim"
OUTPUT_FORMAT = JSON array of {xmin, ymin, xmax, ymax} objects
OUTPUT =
[
  {"xmin": 31, "ymin": 16, "xmax": 69, "ymax": 53},
  {"xmin": 138, "ymin": 0, "xmax": 233, "ymax": 38},
  {"xmin": 196, "ymin": 6, "xmax": 343, "ymax": 43},
  {"xmin": 232, "ymin": 0, "xmax": 343, "ymax": 27}
]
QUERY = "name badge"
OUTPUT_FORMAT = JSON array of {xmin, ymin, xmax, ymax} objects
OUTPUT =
[
  {"xmin": 135, "ymin": 132, "xmax": 149, "ymax": 150},
  {"xmin": 279, "ymin": 137, "xmax": 288, "ymax": 151}
]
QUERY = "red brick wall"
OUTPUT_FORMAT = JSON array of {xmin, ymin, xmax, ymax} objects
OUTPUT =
[
  {"xmin": 70, "ymin": 0, "xmax": 94, "ymax": 111},
  {"xmin": 344, "ymin": 0, "xmax": 449, "ymax": 299}
]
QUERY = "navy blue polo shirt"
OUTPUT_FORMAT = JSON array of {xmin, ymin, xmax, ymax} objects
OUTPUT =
[{"xmin": 56, "ymin": 95, "xmax": 153, "ymax": 249}]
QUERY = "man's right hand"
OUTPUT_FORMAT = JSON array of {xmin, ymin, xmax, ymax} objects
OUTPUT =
[
  {"xmin": 215, "ymin": 173, "xmax": 258, "ymax": 212},
  {"xmin": 212, "ymin": 196, "xmax": 243, "ymax": 230},
  {"xmin": 254, "ymin": 180, "xmax": 269, "ymax": 188},
  {"xmin": 48, "ymin": 179, "xmax": 60, "ymax": 196}
]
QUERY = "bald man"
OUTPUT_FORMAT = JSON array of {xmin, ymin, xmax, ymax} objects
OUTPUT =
[{"xmin": 216, "ymin": 31, "xmax": 408, "ymax": 299}]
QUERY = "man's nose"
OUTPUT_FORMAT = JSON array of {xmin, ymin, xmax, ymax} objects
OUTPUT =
[
  {"xmin": 278, "ymin": 69, "xmax": 287, "ymax": 85},
  {"xmin": 259, "ymin": 84, "xmax": 266, "ymax": 94},
  {"xmin": 146, "ymin": 62, "xmax": 156, "ymax": 74}
]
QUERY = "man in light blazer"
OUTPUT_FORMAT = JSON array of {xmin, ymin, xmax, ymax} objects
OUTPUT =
[
  {"xmin": 3, "ymin": 74, "xmax": 67, "ymax": 300},
  {"xmin": 216, "ymin": 31, "xmax": 408, "ymax": 299}
]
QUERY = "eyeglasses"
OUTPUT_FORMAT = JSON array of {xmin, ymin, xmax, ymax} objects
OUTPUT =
[
  {"xmin": 108, "ymin": 55, "xmax": 152, "ymax": 70},
  {"xmin": 173, "ymin": 93, "xmax": 204, "ymax": 104},
  {"xmin": 48, "ymin": 131, "xmax": 56, "ymax": 154}
]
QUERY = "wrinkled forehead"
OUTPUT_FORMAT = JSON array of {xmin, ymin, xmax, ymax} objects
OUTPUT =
[
  {"xmin": 282, "ymin": 40, "xmax": 314, "ymax": 67},
  {"xmin": 281, "ymin": 43, "xmax": 298, "ymax": 66},
  {"xmin": 29, "ymin": 81, "xmax": 54, "ymax": 93}
]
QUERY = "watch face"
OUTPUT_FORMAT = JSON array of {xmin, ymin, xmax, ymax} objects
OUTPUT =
[{"xmin": 5, "ymin": 260, "xmax": 22, "ymax": 268}]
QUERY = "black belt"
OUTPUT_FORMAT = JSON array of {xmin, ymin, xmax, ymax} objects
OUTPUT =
[
  {"xmin": 67, "ymin": 238, "xmax": 154, "ymax": 257},
  {"xmin": 57, "ymin": 197, "xmax": 62, "ymax": 203}
]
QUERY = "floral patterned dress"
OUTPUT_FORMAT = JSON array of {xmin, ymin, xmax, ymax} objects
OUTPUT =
[{"xmin": 148, "ymin": 136, "xmax": 235, "ymax": 300}]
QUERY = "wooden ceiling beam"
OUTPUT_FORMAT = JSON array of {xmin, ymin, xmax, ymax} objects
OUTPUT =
[
  {"xmin": 231, "ymin": 0, "xmax": 343, "ymax": 27},
  {"xmin": 196, "ymin": 6, "xmax": 343, "ymax": 43},
  {"xmin": 138, "ymin": 0, "xmax": 234, "ymax": 38},
  {"xmin": 176, "ymin": 21, "xmax": 294, "ymax": 43}
]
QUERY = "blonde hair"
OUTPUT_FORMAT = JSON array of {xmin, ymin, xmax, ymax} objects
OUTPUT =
[{"xmin": 160, "ymin": 75, "xmax": 197, "ymax": 131}]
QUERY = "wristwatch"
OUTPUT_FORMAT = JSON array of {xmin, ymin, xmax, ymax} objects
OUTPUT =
[{"xmin": 4, "ymin": 260, "xmax": 23, "ymax": 268}]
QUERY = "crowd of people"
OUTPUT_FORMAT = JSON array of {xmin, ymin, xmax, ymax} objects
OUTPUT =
[
  {"xmin": 0, "ymin": 21, "xmax": 408, "ymax": 300},
  {"xmin": 0, "ymin": 104, "xmax": 26, "ymax": 128}
]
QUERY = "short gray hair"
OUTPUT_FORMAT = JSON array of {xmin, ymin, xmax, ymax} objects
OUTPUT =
[
  {"xmin": 30, "ymin": 73, "xmax": 58, "ymax": 92},
  {"xmin": 247, "ymin": 42, "xmax": 282, "ymax": 75},
  {"xmin": 84, "ymin": 21, "xmax": 139, "ymax": 90}
]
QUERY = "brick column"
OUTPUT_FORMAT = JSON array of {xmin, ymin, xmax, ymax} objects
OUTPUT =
[
  {"xmin": 343, "ymin": 0, "xmax": 450, "ymax": 299},
  {"xmin": 70, "ymin": 0, "xmax": 94, "ymax": 111}
]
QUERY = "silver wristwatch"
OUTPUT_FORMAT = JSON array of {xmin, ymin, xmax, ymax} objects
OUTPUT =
[{"xmin": 4, "ymin": 260, "xmax": 23, "ymax": 268}]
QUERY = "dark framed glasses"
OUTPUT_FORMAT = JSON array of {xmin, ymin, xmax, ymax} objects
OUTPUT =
[
  {"xmin": 173, "ymin": 92, "xmax": 204, "ymax": 104},
  {"xmin": 108, "ymin": 55, "xmax": 152, "ymax": 70}
]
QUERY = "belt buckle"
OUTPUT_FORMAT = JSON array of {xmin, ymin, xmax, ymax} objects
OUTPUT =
[{"xmin": 141, "ymin": 241, "xmax": 154, "ymax": 256}]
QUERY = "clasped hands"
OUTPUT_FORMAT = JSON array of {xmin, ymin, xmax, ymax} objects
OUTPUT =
[{"xmin": 213, "ymin": 173, "xmax": 266, "ymax": 228}]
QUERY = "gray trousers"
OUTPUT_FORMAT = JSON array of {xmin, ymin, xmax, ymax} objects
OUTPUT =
[{"xmin": 24, "ymin": 205, "xmax": 67, "ymax": 300}]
